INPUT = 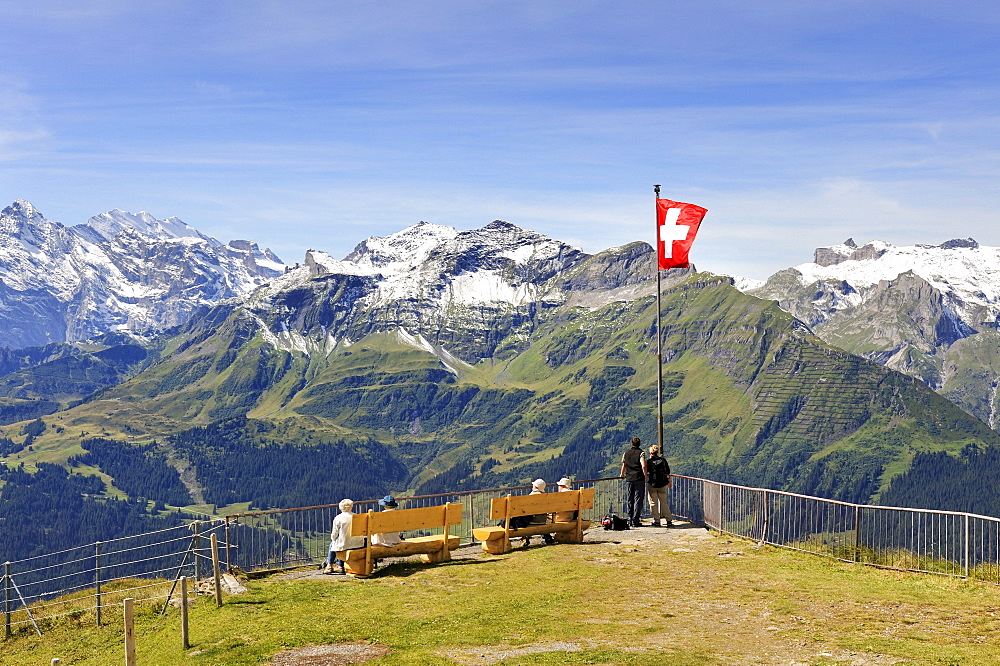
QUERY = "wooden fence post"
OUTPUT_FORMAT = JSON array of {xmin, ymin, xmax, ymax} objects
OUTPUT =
[
  {"xmin": 211, "ymin": 534, "xmax": 223, "ymax": 608},
  {"xmin": 180, "ymin": 577, "xmax": 190, "ymax": 650},
  {"xmin": 123, "ymin": 598, "xmax": 136, "ymax": 666}
]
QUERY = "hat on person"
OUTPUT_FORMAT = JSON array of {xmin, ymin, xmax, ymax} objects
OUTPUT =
[
  {"xmin": 379, "ymin": 495, "xmax": 398, "ymax": 508},
  {"xmin": 557, "ymin": 477, "xmax": 572, "ymax": 488},
  {"xmin": 531, "ymin": 478, "xmax": 546, "ymax": 491},
  {"xmin": 338, "ymin": 498, "xmax": 354, "ymax": 511}
]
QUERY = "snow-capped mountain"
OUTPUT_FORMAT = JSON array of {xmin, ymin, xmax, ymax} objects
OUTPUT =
[
  {"xmin": 742, "ymin": 237, "xmax": 1000, "ymax": 428},
  {"xmin": 0, "ymin": 200, "xmax": 284, "ymax": 349},
  {"xmin": 265, "ymin": 220, "xmax": 590, "ymax": 305},
  {"xmin": 243, "ymin": 219, "xmax": 655, "ymax": 363}
]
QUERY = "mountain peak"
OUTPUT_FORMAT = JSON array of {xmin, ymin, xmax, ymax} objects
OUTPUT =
[
  {"xmin": 939, "ymin": 238, "xmax": 979, "ymax": 250},
  {"xmin": 0, "ymin": 200, "xmax": 72, "ymax": 256},
  {"xmin": 343, "ymin": 222, "xmax": 460, "ymax": 268},
  {"xmin": 485, "ymin": 219, "xmax": 517, "ymax": 230},
  {"xmin": 4, "ymin": 199, "xmax": 42, "ymax": 220},
  {"xmin": 81, "ymin": 209, "xmax": 213, "ymax": 244},
  {"xmin": 814, "ymin": 239, "xmax": 892, "ymax": 267}
]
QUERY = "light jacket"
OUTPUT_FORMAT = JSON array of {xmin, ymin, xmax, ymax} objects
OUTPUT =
[{"xmin": 329, "ymin": 510, "xmax": 365, "ymax": 552}]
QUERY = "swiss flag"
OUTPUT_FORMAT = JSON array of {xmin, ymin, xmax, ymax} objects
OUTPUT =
[{"xmin": 656, "ymin": 199, "xmax": 707, "ymax": 270}]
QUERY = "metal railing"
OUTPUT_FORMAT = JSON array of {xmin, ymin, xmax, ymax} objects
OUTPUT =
[
  {"xmin": 669, "ymin": 475, "xmax": 1000, "ymax": 583},
  {"xmin": 222, "ymin": 475, "xmax": 1000, "ymax": 586},
  {"xmin": 7, "ymin": 473, "xmax": 1000, "ymax": 638},
  {"xmin": 222, "ymin": 478, "xmax": 628, "ymax": 572}
]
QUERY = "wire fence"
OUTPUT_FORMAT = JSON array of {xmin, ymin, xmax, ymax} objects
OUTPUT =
[
  {"xmin": 3, "ymin": 520, "xmax": 224, "ymax": 638},
  {"xmin": 7, "ymin": 473, "xmax": 1000, "ymax": 639}
]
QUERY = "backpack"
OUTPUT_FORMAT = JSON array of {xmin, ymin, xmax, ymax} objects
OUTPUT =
[
  {"xmin": 647, "ymin": 456, "xmax": 670, "ymax": 488},
  {"xmin": 601, "ymin": 504, "xmax": 630, "ymax": 531}
]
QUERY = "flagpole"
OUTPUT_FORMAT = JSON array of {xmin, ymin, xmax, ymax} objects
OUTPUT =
[{"xmin": 654, "ymin": 184, "xmax": 664, "ymax": 454}]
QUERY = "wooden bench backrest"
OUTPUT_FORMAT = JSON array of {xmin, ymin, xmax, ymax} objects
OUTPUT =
[
  {"xmin": 488, "ymin": 488, "xmax": 594, "ymax": 521},
  {"xmin": 349, "ymin": 503, "xmax": 463, "ymax": 537}
]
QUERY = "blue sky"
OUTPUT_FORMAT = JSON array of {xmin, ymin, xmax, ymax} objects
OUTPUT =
[{"xmin": 2, "ymin": 1, "xmax": 998, "ymax": 279}]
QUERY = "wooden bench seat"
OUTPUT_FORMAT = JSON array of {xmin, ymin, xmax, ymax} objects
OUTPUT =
[
  {"xmin": 335, "ymin": 502, "xmax": 462, "ymax": 578},
  {"xmin": 471, "ymin": 488, "xmax": 594, "ymax": 554}
]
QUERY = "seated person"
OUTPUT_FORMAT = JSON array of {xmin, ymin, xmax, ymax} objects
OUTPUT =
[
  {"xmin": 526, "ymin": 478, "xmax": 555, "ymax": 545},
  {"xmin": 554, "ymin": 477, "xmax": 578, "ymax": 522},
  {"xmin": 372, "ymin": 495, "xmax": 403, "ymax": 547},
  {"xmin": 325, "ymin": 498, "xmax": 365, "ymax": 574}
]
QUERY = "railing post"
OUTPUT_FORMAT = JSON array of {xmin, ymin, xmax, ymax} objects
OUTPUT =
[
  {"xmin": 224, "ymin": 518, "xmax": 232, "ymax": 572},
  {"xmin": 470, "ymin": 497, "xmax": 477, "ymax": 544},
  {"xmin": 758, "ymin": 490, "xmax": 770, "ymax": 544},
  {"xmin": 211, "ymin": 534, "xmax": 223, "ymax": 608},
  {"xmin": 4, "ymin": 561, "xmax": 10, "ymax": 639},
  {"xmin": 193, "ymin": 522, "xmax": 202, "ymax": 588},
  {"xmin": 95, "ymin": 541, "xmax": 102, "ymax": 627},
  {"xmin": 964, "ymin": 514, "xmax": 970, "ymax": 578},
  {"xmin": 853, "ymin": 505, "xmax": 861, "ymax": 563}
]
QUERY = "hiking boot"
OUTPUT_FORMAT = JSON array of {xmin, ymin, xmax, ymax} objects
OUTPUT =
[{"xmin": 651, "ymin": 520, "xmax": 661, "ymax": 527}]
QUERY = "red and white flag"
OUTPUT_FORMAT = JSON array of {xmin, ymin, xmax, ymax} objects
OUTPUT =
[{"xmin": 656, "ymin": 198, "xmax": 707, "ymax": 270}]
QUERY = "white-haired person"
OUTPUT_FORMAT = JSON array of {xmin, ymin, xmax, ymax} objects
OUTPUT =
[
  {"xmin": 323, "ymin": 498, "xmax": 365, "ymax": 575},
  {"xmin": 554, "ymin": 477, "xmax": 578, "ymax": 523},
  {"xmin": 523, "ymin": 479, "xmax": 556, "ymax": 546}
]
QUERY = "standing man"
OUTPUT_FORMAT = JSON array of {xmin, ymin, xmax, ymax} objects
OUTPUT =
[{"xmin": 620, "ymin": 437, "xmax": 648, "ymax": 527}]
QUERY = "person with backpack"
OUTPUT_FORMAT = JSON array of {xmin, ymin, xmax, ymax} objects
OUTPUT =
[{"xmin": 646, "ymin": 445, "xmax": 673, "ymax": 527}]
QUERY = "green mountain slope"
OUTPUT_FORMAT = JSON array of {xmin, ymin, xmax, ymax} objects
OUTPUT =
[{"xmin": 5, "ymin": 268, "xmax": 997, "ymax": 530}]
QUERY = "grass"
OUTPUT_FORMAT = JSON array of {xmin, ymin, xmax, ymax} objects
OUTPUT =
[{"xmin": 4, "ymin": 528, "xmax": 1000, "ymax": 665}]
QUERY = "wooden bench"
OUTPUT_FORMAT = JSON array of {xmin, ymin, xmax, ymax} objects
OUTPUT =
[
  {"xmin": 471, "ymin": 488, "xmax": 594, "ymax": 554},
  {"xmin": 335, "ymin": 502, "xmax": 462, "ymax": 578}
]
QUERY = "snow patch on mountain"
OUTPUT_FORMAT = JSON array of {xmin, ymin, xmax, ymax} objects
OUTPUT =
[
  {"xmin": 447, "ymin": 270, "xmax": 542, "ymax": 306},
  {"xmin": 732, "ymin": 276, "xmax": 765, "ymax": 292},
  {"xmin": 395, "ymin": 327, "xmax": 472, "ymax": 375}
]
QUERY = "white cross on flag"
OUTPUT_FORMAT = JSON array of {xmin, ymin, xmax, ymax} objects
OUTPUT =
[{"xmin": 656, "ymin": 198, "xmax": 707, "ymax": 270}]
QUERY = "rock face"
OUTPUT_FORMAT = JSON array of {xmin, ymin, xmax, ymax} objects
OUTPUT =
[
  {"xmin": 0, "ymin": 201, "xmax": 284, "ymax": 349},
  {"xmin": 745, "ymin": 238, "xmax": 1000, "ymax": 427}
]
